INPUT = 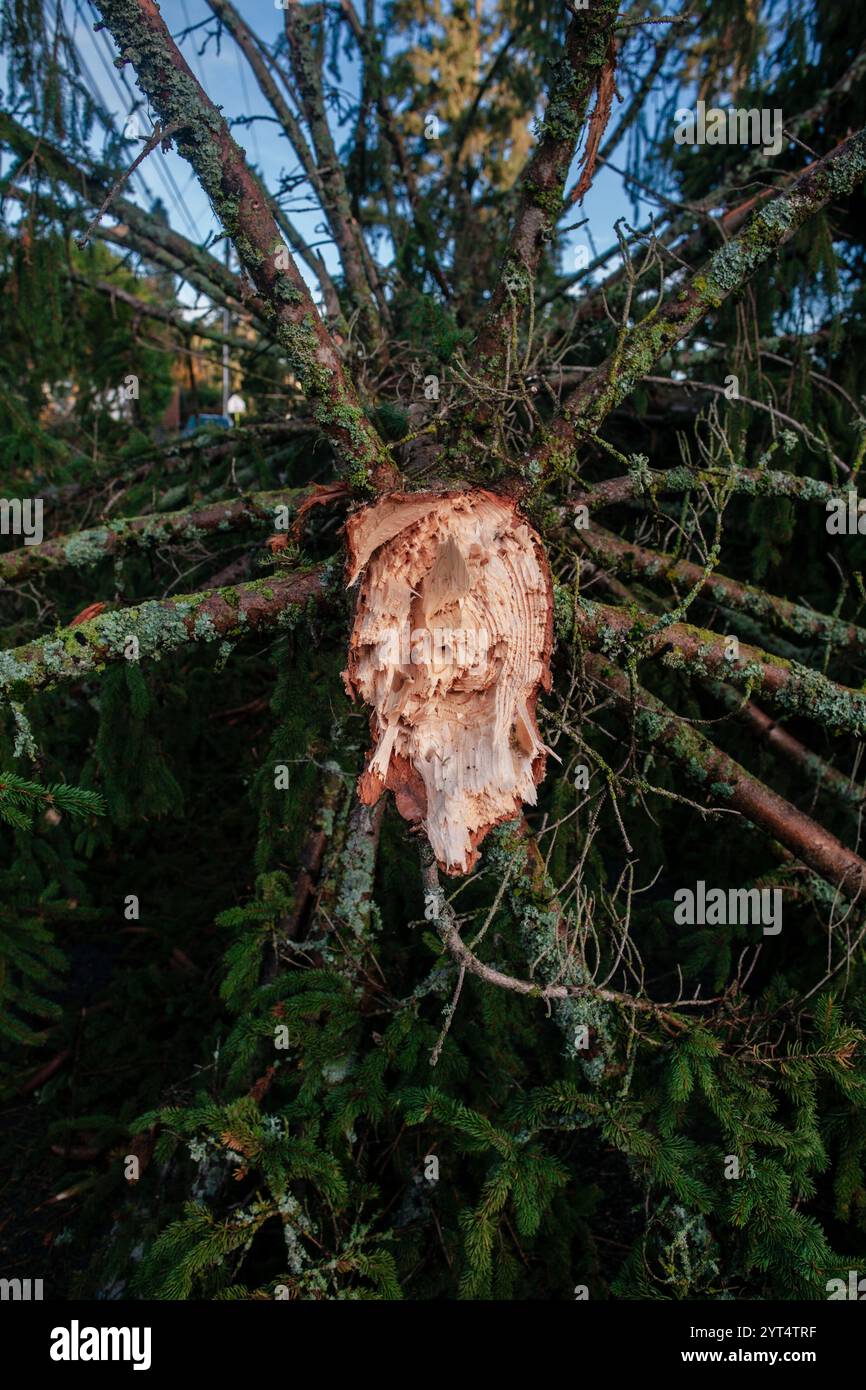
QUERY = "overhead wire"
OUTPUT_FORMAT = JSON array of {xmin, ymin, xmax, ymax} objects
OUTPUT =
[{"xmin": 71, "ymin": 0, "xmax": 205, "ymax": 243}]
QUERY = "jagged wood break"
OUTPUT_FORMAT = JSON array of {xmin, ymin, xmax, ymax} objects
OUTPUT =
[{"xmin": 343, "ymin": 490, "xmax": 554, "ymax": 875}]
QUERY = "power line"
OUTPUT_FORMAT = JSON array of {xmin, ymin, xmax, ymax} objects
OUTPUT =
[
  {"xmin": 63, "ymin": 6, "xmax": 119, "ymax": 131},
  {"xmin": 94, "ymin": 28, "xmax": 203, "ymax": 242},
  {"xmin": 70, "ymin": 0, "xmax": 187, "ymax": 230},
  {"xmin": 72, "ymin": 0, "xmax": 158, "ymax": 207},
  {"xmin": 71, "ymin": 0, "xmax": 205, "ymax": 244},
  {"xmin": 235, "ymin": 47, "xmax": 263, "ymax": 169},
  {"xmin": 177, "ymin": 0, "xmax": 261, "ymax": 226},
  {"xmin": 179, "ymin": 0, "xmax": 209, "ymax": 89},
  {"xmin": 152, "ymin": 136, "xmax": 207, "ymax": 244}
]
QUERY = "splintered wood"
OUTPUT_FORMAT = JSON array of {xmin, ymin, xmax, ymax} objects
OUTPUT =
[{"xmin": 343, "ymin": 490, "xmax": 554, "ymax": 875}]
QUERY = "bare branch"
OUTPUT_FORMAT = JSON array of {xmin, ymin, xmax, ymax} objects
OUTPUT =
[{"xmin": 469, "ymin": 1, "xmax": 619, "ymax": 399}]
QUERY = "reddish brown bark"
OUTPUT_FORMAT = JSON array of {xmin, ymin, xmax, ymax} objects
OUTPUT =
[
  {"xmin": 93, "ymin": 0, "xmax": 397, "ymax": 492},
  {"xmin": 588, "ymin": 654, "xmax": 866, "ymax": 901}
]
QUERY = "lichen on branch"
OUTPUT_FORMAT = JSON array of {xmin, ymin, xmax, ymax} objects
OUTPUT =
[
  {"xmin": 0, "ymin": 568, "xmax": 328, "ymax": 701},
  {"xmin": 92, "ymin": 0, "xmax": 397, "ymax": 492}
]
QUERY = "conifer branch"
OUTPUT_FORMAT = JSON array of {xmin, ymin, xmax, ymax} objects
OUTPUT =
[
  {"xmin": 199, "ymin": 0, "xmax": 344, "ymax": 320},
  {"xmin": 566, "ymin": 464, "xmax": 861, "ymax": 515},
  {"xmin": 529, "ymin": 126, "xmax": 866, "ymax": 477},
  {"xmin": 469, "ymin": 0, "xmax": 620, "ymax": 401},
  {"xmin": 570, "ymin": 598, "xmax": 866, "ymax": 740},
  {"xmin": 92, "ymin": 0, "xmax": 399, "ymax": 493},
  {"xmin": 0, "ymin": 772, "xmax": 105, "ymax": 830},
  {"xmin": 586, "ymin": 653, "xmax": 866, "ymax": 902},
  {"xmin": 706, "ymin": 682, "xmax": 866, "ymax": 817},
  {"xmin": 0, "ymin": 488, "xmax": 314, "ymax": 583},
  {"xmin": 0, "ymin": 113, "xmax": 264, "ymax": 324},
  {"xmin": 580, "ymin": 552, "xmax": 866, "ymax": 824},
  {"xmin": 338, "ymin": 0, "xmax": 451, "ymax": 298},
  {"xmin": 543, "ymin": 42, "xmax": 866, "ymax": 308},
  {"xmin": 578, "ymin": 524, "xmax": 866, "ymax": 658},
  {"xmin": 0, "ymin": 568, "xmax": 329, "ymax": 701},
  {"xmin": 278, "ymin": 0, "xmax": 390, "ymax": 341},
  {"xmin": 70, "ymin": 273, "xmax": 257, "ymax": 352}
]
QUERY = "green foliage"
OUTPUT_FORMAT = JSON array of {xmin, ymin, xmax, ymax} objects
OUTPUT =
[
  {"xmin": 0, "ymin": 236, "xmax": 176, "ymax": 480},
  {"xmin": 398, "ymin": 289, "xmax": 473, "ymax": 362},
  {"xmin": 0, "ymin": 769, "xmax": 104, "ymax": 831},
  {"xmin": 0, "ymin": 762, "xmax": 104, "ymax": 1063},
  {"xmin": 94, "ymin": 666, "xmax": 184, "ymax": 828},
  {"xmin": 2, "ymin": 0, "xmax": 866, "ymax": 1308}
]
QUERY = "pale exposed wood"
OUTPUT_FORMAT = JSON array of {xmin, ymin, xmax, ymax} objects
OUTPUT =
[{"xmin": 343, "ymin": 490, "xmax": 554, "ymax": 875}]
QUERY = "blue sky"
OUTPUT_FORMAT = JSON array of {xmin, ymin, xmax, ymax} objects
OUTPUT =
[{"xmin": 65, "ymin": 0, "xmax": 659, "ymax": 308}]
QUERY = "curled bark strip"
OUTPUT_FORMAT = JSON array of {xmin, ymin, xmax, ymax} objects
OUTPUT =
[
  {"xmin": 343, "ymin": 491, "xmax": 555, "ymax": 875},
  {"xmin": 570, "ymin": 35, "xmax": 618, "ymax": 206}
]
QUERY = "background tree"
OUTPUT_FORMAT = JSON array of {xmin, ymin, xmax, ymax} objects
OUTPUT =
[{"xmin": 2, "ymin": 0, "xmax": 866, "ymax": 1300}]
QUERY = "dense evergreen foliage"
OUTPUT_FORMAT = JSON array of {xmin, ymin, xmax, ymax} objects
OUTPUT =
[{"xmin": 2, "ymin": 0, "xmax": 866, "ymax": 1302}]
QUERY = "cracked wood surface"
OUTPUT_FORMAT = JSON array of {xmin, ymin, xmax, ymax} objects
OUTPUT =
[{"xmin": 343, "ymin": 490, "xmax": 554, "ymax": 874}]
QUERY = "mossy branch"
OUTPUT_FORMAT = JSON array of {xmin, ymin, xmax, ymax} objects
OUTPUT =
[
  {"xmin": 0, "ymin": 567, "xmax": 328, "ymax": 702},
  {"xmin": 278, "ymin": 0, "xmax": 388, "ymax": 342},
  {"xmin": 531, "ymin": 125, "xmax": 866, "ymax": 476},
  {"xmin": 0, "ymin": 487, "xmax": 314, "ymax": 584},
  {"xmin": 92, "ymin": 0, "xmax": 398, "ymax": 493},
  {"xmin": 570, "ymin": 597, "xmax": 866, "ymax": 739},
  {"xmin": 706, "ymin": 681, "xmax": 866, "ymax": 818},
  {"xmin": 0, "ymin": 111, "xmax": 265, "ymax": 326},
  {"xmin": 201, "ymin": 0, "xmax": 343, "ymax": 320},
  {"xmin": 586, "ymin": 653, "xmax": 866, "ymax": 902},
  {"xmin": 578, "ymin": 524, "xmax": 866, "ymax": 658},
  {"xmin": 468, "ymin": 0, "xmax": 620, "ymax": 401},
  {"xmin": 580, "ymin": 548, "xmax": 866, "ymax": 824},
  {"xmin": 567, "ymin": 464, "xmax": 860, "ymax": 514}
]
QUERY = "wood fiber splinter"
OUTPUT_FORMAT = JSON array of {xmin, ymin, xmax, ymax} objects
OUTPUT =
[{"xmin": 343, "ymin": 490, "xmax": 555, "ymax": 875}]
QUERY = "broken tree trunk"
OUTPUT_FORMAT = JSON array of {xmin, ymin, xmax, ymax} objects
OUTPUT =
[{"xmin": 343, "ymin": 490, "xmax": 554, "ymax": 875}]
